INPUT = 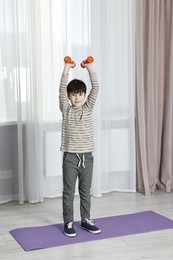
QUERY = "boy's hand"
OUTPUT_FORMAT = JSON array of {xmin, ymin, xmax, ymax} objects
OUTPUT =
[
  {"xmin": 63, "ymin": 62, "xmax": 76, "ymax": 75},
  {"xmin": 81, "ymin": 56, "xmax": 94, "ymax": 73},
  {"xmin": 81, "ymin": 62, "xmax": 94, "ymax": 74},
  {"xmin": 63, "ymin": 56, "xmax": 76, "ymax": 75}
]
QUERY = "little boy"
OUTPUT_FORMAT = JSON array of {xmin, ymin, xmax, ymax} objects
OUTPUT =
[{"xmin": 59, "ymin": 58, "xmax": 101, "ymax": 237}]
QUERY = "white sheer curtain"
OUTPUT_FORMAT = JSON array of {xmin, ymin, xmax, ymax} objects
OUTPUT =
[
  {"xmin": 91, "ymin": 0, "xmax": 136, "ymax": 196},
  {"xmin": 0, "ymin": 0, "xmax": 136, "ymax": 204}
]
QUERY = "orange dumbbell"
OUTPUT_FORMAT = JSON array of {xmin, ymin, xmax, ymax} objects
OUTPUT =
[
  {"xmin": 81, "ymin": 56, "xmax": 94, "ymax": 68},
  {"xmin": 64, "ymin": 56, "xmax": 76, "ymax": 68}
]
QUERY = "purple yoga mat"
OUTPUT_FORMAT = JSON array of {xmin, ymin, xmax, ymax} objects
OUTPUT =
[{"xmin": 10, "ymin": 211, "xmax": 173, "ymax": 251}]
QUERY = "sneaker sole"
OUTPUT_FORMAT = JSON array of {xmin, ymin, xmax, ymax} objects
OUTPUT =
[
  {"xmin": 81, "ymin": 226, "xmax": 101, "ymax": 234},
  {"xmin": 64, "ymin": 232, "xmax": 76, "ymax": 237}
]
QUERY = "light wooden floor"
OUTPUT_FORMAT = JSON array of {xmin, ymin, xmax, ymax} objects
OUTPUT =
[{"xmin": 1, "ymin": 191, "xmax": 173, "ymax": 260}]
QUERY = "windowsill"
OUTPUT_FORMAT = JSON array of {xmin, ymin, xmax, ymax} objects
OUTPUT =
[
  {"xmin": 0, "ymin": 121, "xmax": 62, "ymax": 132},
  {"xmin": 0, "ymin": 121, "xmax": 18, "ymax": 126},
  {"xmin": 0, "ymin": 119, "xmax": 130, "ymax": 131}
]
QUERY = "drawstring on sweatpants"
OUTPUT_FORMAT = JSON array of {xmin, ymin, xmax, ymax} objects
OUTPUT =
[
  {"xmin": 76, "ymin": 153, "xmax": 85, "ymax": 168},
  {"xmin": 82, "ymin": 154, "xmax": 85, "ymax": 168}
]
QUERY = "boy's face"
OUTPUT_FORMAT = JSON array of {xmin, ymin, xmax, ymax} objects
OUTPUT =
[{"xmin": 68, "ymin": 91, "xmax": 85, "ymax": 108}]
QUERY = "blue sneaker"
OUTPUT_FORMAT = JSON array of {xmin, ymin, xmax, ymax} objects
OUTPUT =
[
  {"xmin": 81, "ymin": 219, "xmax": 101, "ymax": 234},
  {"xmin": 64, "ymin": 222, "xmax": 76, "ymax": 237}
]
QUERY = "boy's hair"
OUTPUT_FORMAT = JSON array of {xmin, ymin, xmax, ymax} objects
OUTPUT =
[{"xmin": 67, "ymin": 79, "xmax": 86, "ymax": 95}]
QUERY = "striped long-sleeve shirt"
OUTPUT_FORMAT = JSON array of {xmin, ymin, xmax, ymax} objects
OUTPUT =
[{"xmin": 59, "ymin": 72, "xmax": 99, "ymax": 153}]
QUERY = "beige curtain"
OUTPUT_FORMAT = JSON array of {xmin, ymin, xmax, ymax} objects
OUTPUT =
[{"xmin": 136, "ymin": 0, "xmax": 173, "ymax": 195}]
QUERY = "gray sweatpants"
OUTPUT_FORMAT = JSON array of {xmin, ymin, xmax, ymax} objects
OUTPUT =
[{"xmin": 62, "ymin": 152, "xmax": 93, "ymax": 224}]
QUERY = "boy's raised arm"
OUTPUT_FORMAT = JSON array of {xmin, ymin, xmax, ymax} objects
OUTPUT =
[
  {"xmin": 59, "ymin": 62, "xmax": 75, "ymax": 113},
  {"xmin": 82, "ymin": 62, "xmax": 99, "ymax": 110}
]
